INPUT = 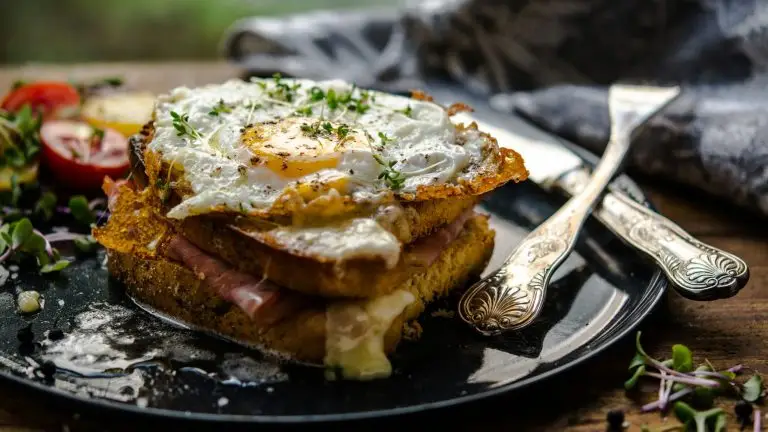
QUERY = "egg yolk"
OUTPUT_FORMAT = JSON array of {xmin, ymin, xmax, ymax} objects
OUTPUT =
[{"xmin": 241, "ymin": 117, "xmax": 368, "ymax": 178}]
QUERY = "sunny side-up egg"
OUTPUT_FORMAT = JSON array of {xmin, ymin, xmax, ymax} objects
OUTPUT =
[{"xmin": 146, "ymin": 76, "xmax": 522, "ymax": 267}]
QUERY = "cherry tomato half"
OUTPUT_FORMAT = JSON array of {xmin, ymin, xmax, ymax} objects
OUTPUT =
[
  {"xmin": 1, "ymin": 81, "xmax": 80, "ymax": 119},
  {"xmin": 40, "ymin": 120, "xmax": 129, "ymax": 190}
]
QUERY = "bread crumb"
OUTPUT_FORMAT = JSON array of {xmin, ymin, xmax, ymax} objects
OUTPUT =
[
  {"xmin": 402, "ymin": 321, "xmax": 423, "ymax": 341},
  {"xmin": 430, "ymin": 309, "xmax": 455, "ymax": 318}
]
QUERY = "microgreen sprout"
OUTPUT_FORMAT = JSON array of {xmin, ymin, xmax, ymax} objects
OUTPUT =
[
  {"xmin": 208, "ymin": 99, "xmax": 233, "ymax": 116},
  {"xmin": 295, "ymin": 106, "xmax": 313, "ymax": 116},
  {"xmin": 373, "ymin": 154, "xmax": 405, "ymax": 190},
  {"xmin": 170, "ymin": 111, "xmax": 201, "ymax": 140},
  {"xmin": 267, "ymin": 73, "xmax": 301, "ymax": 102},
  {"xmin": 0, "ymin": 104, "xmax": 43, "ymax": 169},
  {"xmin": 624, "ymin": 331, "xmax": 764, "ymax": 432},
  {"xmin": 378, "ymin": 132, "xmax": 394, "ymax": 145},
  {"xmin": 395, "ymin": 105, "xmax": 413, "ymax": 117},
  {"xmin": 0, "ymin": 218, "xmax": 70, "ymax": 274},
  {"xmin": 309, "ymin": 86, "xmax": 325, "ymax": 101}
]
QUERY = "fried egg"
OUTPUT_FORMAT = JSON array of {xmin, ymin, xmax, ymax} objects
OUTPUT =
[{"xmin": 146, "ymin": 77, "xmax": 526, "ymax": 266}]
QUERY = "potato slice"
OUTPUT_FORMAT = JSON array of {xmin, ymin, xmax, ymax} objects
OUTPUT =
[{"xmin": 82, "ymin": 92, "xmax": 155, "ymax": 137}]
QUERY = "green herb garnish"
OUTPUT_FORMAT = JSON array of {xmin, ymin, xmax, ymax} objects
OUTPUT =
[
  {"xmin": 34, "ymin": 191, "xmax": 57, "ymax": 221},
  {"xmin": 309, "ymin": 87, "xmax": 325, "ymax": 102},
  {"xmin": 295, "ymin": 106, "xmax": 313, "ymax": 116},
  {"xmin": 325, "ymin": 89, "xmax": 339, "ymax": 110},
  {"xmin": 0, "ymin": 218, "xmax": 69, "ymax": 274},
  {"xmin": 170, "ymin": 111, "xmax": 201, "ymax": 140},
  {"xmin": 300, "ymin": 121, "xmax": 322, "ymax": 138},
  {"xmin": 91, "ymin": 127, "xmax": 105, "ymax": 143},
  {"xmin": 373, "ymin": 154, "xmax": 405, "ymax": 190},
  {"xmin": 622, "ymin": 331, "xmax": 764, "ymax": 432},
  {"xmin": 68, "ymin": 195, "xmax": 94, "ymax": 225},
  {"xmin": 396, "ymin": 105, "xmax": 413, "ymax": 117},
  {"xmin": 155, "ymin": 178, "xmax": 171, "ymax": 203},
  {"xmin": 0, "ymin": 104, "xmax": 43, "ymax": 169},
  {"xmin": 377, "ymin": 132, "xmax": 394, "ymax": 145},
  {"xmin": 267, "ymin": 73, "xmax": 301, "ymax": 102},
  {"xmin": 74, "ymin": 235, "xmax": 98, "ymax": 253},
  {"xmin": 337, "ymin": 124, "xmax": 351, "ymax": 139},
  {"xmin": 673, "ymin": 401, "xmax": 725, "ymax": 432},
  {"xmin": 208, "ymin": 99, "xmax": 233, "ymax": 116}
]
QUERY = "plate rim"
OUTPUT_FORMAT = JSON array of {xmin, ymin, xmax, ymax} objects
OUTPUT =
[{"xmin": 0, "ymin": 111, "xmax": 669, "ymax": 424}]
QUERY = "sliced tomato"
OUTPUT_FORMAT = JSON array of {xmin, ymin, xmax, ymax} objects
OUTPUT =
[
  {"xmin": 1, "ymin": 81, "xmax": 80, "ymax": 119},
  {"xmin": 40, "ymin": 120, "xmax": 129, "ymax": 190}
]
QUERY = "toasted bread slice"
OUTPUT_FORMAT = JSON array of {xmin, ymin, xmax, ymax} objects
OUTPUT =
[
  {"xmin": 104, "ymin": 213, "xmax": 494, "ymax": 369},
  {"xmin": 175, "ymin": 195, "xmax": 481, "ymax": 298},
  {"xmin": 95, "ymin": 184, "xmax": 485, "ymax": 299}
]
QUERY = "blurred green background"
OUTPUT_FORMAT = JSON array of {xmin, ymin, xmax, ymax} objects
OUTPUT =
[{"xmin": 2, "ymin": 0, "xmax": 396, "ymax": 64}]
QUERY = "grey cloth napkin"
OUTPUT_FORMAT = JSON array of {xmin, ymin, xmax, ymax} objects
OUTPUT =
[{"xmin": 223, "ymin": 0, "xmax": 768, "ymax": 217}]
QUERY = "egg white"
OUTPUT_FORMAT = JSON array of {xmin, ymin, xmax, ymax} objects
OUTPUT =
[
  {"xmin": 147, "ymin": 77, "xmax": 495, "ymax": 266},
  {"xmin": 148, "ymin": 78, "xmax": 488, "ymax": 219}
]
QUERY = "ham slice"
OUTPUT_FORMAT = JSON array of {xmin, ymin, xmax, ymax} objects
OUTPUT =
[
  {"xmin": 167, "ymin": 235, "xmax": 296, "ymax": 324},
  {"xmin": 102, "ymin": 176, "xmax": 132, "ymax": 212},
  {"xmin": 164, "ymin": 211, "xmax": 476, "ymax": 321},
  {"xmin": 406, "ymin": 209, "xmax": 476, "ymax": 267}
]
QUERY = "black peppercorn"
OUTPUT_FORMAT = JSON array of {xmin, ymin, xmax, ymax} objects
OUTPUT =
[
  {"xmin": 735, "ymin": 400, "xmax": 753, "ymax": 423},
  {"xmin": 47, "ymin": 328, "xmax": 64, "ymax": 341},
  {"xmin": 39, "ymin": 360, "xmax": 56, "ymax": 379},
  {"xmin": 16, "ymin": 325, "xmax": 33, "ymax": 344},
  {"xmin": 606, "ymin": 409, "xmax": 625, "ymax": 430}
]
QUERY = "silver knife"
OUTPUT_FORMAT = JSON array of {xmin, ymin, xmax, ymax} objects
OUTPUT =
[{"xmin": 450, "ymin": 110, "xmax": 750, "ymax": 302}]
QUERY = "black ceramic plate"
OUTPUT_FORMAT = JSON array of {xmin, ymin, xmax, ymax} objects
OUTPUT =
[{"xmin": 0, "ymin": 107, "xmax": 666, "ymax": 425}]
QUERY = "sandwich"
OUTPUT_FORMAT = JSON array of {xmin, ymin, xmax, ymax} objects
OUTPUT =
[{"xmin": 93, "ymin": 76, "xmax": 528, "ymax": 380}]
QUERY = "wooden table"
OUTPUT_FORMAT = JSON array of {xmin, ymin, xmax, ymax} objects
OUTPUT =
[{"xmin": 0, "ymin": 62, "xmax": 765, "ymax": 432}]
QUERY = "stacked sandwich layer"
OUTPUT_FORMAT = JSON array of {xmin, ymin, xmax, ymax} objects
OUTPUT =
[{"xmin": 93, "ymin": 77, "xmax": 528, "ymax": 380}]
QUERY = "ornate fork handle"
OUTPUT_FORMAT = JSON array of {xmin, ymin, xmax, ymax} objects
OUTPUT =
[
  {"xmin": 459, "ymin": 85, "xmax": 682, "ymax": 336},
  {"xmin": 558, "ymin": 169, "xmax": 749, "ymax": 300}
]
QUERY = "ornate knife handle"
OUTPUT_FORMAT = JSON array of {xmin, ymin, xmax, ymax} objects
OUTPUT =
[{"xmin": 558, "ymin": 169, "xmax": 750, "ymax": 300}]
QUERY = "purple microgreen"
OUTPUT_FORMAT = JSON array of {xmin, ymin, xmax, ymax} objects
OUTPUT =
[
  {"xmin": 645, "ymin": 372, "xmax": 720, "ymax": 388},
  {"xmin": 754, "ymin": 409, "xmax": 761, "ymax": 431},
  {"xmin": 642, "ymin": 388, "xmax": 694, "ymax": 412},
  {"xmin": 0, "ymin": 218, "xmax": 69, "ymax": 274},
  {"xmin": 87, "ymin": 198, "xmax": 105, "ymax": 211}
]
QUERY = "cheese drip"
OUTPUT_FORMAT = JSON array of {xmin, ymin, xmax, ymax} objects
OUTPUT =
[{"xmin": 324, "ymin": 290, "xmax": 416, "ymax": 380}]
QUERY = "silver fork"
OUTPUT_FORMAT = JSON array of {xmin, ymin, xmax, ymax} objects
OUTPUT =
[{"xmin": 458, "ymin": 84, "xmax": 682, "ymax": 336}]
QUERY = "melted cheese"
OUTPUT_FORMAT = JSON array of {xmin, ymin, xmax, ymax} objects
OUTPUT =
[
  {"xmin": 267, "ymin": 218, "xmax": 402, "ymax": 268},
  {"xmin": 324, "ymin": 290, "xmax": 416, "ymax": 380}
]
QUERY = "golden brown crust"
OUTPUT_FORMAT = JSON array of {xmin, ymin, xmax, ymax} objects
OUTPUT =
[
  {"xmin": 105, "ymin": 215, "xmax": 494, "ymax": 364},
  {"xmin": 139, "ymin": 109, "xmax": 528, "ymax": 220},
  {"xmin": 94, "ymin": 184, "xmax": 483, "ymax": 299}
]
